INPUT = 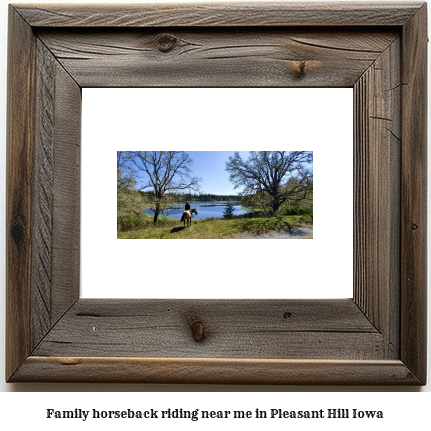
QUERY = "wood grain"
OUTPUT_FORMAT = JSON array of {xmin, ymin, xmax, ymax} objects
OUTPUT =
[
  {"xmin": 50, "ymin": 53, "xmax": 81, "ymax": 324},
  {"xmin": 37, "ymin": 29, "xmax": 398, "ymax": 88},
  {"xmin": 15, "ymin": 2, "xmax": 423, "ymax": 27},
  {"xmin": 400, "ymin": 3, "xmax": 428, "ymax": 384},
  {"xmin": 31, "ymin": 39, "xmax": 81, "ymax": 348},
  {"xmin": 353, "ymin": 38, "xmax": 401, "ymax": 359},
  {"xmin": 6, "ymin": 7, "xmax": 36, "ymax": 381},
  {"xmin": 12, "ymin": 357, "xmax": 421, "ymax": 385},
  {"xmin": 32, "ymin": 299, "xmax": 384, "ymax": 360},
  {"xmin": 32, "ymin": 40, "xmax": 56, "ymax": 347}
]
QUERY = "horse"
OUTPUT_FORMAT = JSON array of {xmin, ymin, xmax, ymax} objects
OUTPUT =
[{"xmin": 181, "ymin": 209, "xmax": 198, "ymax": 227}]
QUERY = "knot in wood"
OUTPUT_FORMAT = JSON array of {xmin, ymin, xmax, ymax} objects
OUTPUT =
[
  {"xmin": 11, "ymin": 223, "xmax": 25, "ymax": 245},
  {"xmin": 186, "ymin": 314, "xmax": 206, "ymax": 342},
  {"xmin": 157, "ymin": 34, "xmax": 178, "ymax": 53}
]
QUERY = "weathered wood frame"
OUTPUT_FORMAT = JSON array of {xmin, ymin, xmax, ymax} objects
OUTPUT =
[{"xmin": 6, "ymin": 3, "xmax": 427, "ymax": 384}]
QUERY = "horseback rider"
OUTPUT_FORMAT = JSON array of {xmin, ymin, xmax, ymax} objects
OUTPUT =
[{"xmin": 181, "ymin": 201, "xmax": 197, "ymax": 226}]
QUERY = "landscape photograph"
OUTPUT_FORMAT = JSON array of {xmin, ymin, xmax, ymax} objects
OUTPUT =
[{"xmin": 117, "ymin": 150, "xmax": 313, "ymax": 239}]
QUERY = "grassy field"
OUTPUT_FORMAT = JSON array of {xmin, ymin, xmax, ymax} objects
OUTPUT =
[{"xmin": 117, "ymin": 214, "xmax": 312, "ymax": 239}]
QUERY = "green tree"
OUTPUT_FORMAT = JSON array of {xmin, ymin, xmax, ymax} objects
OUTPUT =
[
  {"xmin": 117, "ymin": 152, "xmax": 148, "ymax": 216},
  {"xmin": 127, "ymin": 151, "xmax": 202, "ymax": 223},
  {"xmin": 281, "ymin": 176, "xmax": 313, "ymax": 209},
  {"xmin": 223, "ymin": 201, "xmax": 235, "ymax": 219},
  {"xmin": 226, "ymin": 151, "xmax": 313, "ymax": 213}
]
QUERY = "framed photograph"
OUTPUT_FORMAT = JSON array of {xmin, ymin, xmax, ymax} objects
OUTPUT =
[
  {"xmin": 6, "ymin": 2, "xmax": 427, "ymax": 384},
  {"xmin": 86, "ymin": 88, "xmax": 351, "ymax": 300}
]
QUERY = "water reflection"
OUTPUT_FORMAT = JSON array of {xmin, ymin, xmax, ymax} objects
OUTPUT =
[{"xmin": 142, "ymin": 201, "xmax": 251, "ymax": 219}]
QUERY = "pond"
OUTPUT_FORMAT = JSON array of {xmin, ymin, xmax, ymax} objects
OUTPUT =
[{"xmin": 142, "ymin": 201, "xmax": 251, "ymax": 219}]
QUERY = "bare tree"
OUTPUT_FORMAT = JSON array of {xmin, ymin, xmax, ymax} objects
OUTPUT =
[
  {"xmin": 127, "ymin": 151, "xmax": 201, "ymax": 222},
  {"xmin": 225, "ymin": 151, "xmax": 313, "ymax": 212}
]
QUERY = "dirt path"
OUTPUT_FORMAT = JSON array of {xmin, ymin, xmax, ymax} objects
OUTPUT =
[{"xmin": 242, "ymin": 226, "xmax": 313, "ymax": 239}]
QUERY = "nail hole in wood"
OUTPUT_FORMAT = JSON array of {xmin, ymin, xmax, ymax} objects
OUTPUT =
[
  {"xmin": 411, "ymin": 223, "xmax": 418, "ymax": 230},
  {"xmin": 288, "ymin": 60, "xmax": 322, "ymax": 79},
  {"xmin": 283, "ymin": 312, "xmax": 292, "ymax": 319},
  {"xmin": 291, "ymin": 61, "xmax": 307, "ymax": 78}
]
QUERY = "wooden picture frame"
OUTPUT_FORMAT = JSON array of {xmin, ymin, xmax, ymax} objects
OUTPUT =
[{"xmin": 6, "ymin": 2, "xmax": 427, "ymax": 384}]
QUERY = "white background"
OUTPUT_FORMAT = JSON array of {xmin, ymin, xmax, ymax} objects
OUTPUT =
[
  {"xmin": 82, "ymin": 88, "xmax": 353, "ymax": 299},
  {"xmin": 0, "ymin": 0, "xmax": 429, "ymax": 422}
]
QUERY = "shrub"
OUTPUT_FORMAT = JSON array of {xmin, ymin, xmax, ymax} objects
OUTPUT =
[
  {"xmin": 223, "ymin": 201, "xmax": 235, "ymax": 219},
  {"xmin": 279, "ymin": 207, "xmax": 313, "ymax": 216}
]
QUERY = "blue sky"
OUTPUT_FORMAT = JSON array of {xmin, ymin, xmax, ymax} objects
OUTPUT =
[{"xmin": 187, "ymin": 151, "xmax": 250, "ymax": 195}]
